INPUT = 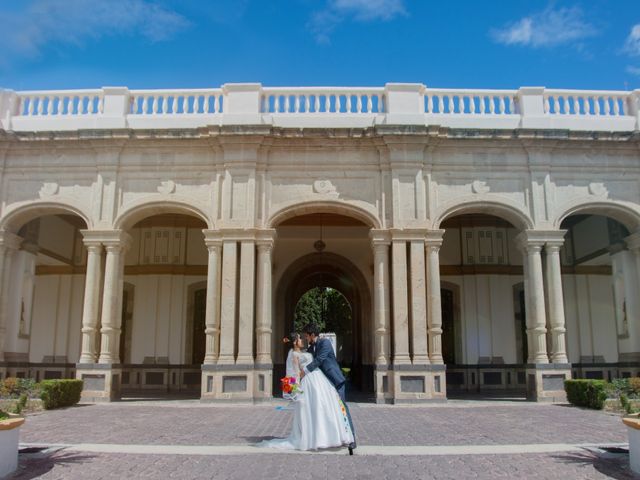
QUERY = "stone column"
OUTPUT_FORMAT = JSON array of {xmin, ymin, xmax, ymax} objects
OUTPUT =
[
  {"xmin": 545, "ymin": 236, "xmax": 569, "ymax": 364},
  {"xmin": 426, "ymin": 230, "xmax": 444, "ymax": 364},
  {"xmin": 0, "ymin": 232, "xmax": 22, "ymax": 361},
  {"xmin": 518, "ymin": 235, "xmax": 549, "ymax": 364},
  {"xmin": 203, "ymin": 232, "xmax": 222, "ymax": 365},
  {"xmin": 371, "ymin": 231, "xmax": 391, "ymax": 366},
  {"xmin": 255, "ymin": 233, "xmax": 275, "ymax": 365},
  {"xmin": 410, "ymin": 240, "xmax": 429, "ymax": 364},
  {"xmin": 79, "ymin": 233, "xmax": 104, "ymax": 363},
  {"xmin": 236, "ymin": 240, "xmax": 255, "ymax": 364},
  {"xmin": 391, "ymin": 240, "xmax": 411, "ymax": 365},
  {"xmin": 217, "ymin": 240, "xmax": 237, "ymax": 365},
  {"xmin": 98, "ymin": 232, "xmax": 130, "ymax": 364}
]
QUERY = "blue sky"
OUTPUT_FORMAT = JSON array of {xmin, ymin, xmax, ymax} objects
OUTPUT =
[{"xmin": 1, "ymin": 0, "xmax": 639, "ymax": 91}]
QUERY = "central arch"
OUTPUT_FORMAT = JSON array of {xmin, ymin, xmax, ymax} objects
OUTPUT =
[{"xmin": 275, "ymin": 252, "xmax": 373, "ymax": 395}]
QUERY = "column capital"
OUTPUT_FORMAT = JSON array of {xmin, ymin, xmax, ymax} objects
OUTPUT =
[
  {"xmin": 83, "ymin": 230, "xmax": 131, "ymax": 250},
  {"xmin": 425, "ymin": 229, "xmax": 445, "ymax": 247},
  {"xmin": 515, "ymin": 230, "xmax": 565, "ymax": 252},
  {"xmin": 370, "ymin": 229, "xmax": 391, "ymax": 246},
  {"xmin": 256, "ymin": 228, "xmax": 277, "ymax": 249},
  {"xmin": 202, "ymin": 229, "xmax": 223, "ymax": 248},
  {"xmin": 0, "ymin": 231, "xmax": 23, "ymax": 250},
  {"xmin": 389, "ymin": 228, "xmax": 429, "ymax": 241}
]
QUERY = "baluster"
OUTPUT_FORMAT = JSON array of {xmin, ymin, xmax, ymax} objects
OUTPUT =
[
  {"xmin": 76, "ymin": 96, "xmax": 83, "ymax": 115},
  {"xmin": 378, "ymin": 94, "xmax": 384, "ymax": 113},
  {"xmin": 367, "ymin": 95, "xmax": 373, "ymax": 113},
  {"xmin": 613, "ymin": 97, "xmax": 620, "ymax": 115},
  {"xmin": 499, "ymin": 96, "xmax": 505, "ymax": 114},
  {"xmin": 603, "ymin": 97, "xmax": 611, "ymax": 115},
  {"xmin": 26, "ymin": 97, "xmax": 33, "ymax": 116},
  {"xmin": 594, "ymin": 96, "xmax": 600, "ymax": 115},
  {"xmin": 46, "ymin": 96, "xmax": 53, "ymax": 115},
  {"xmin": 572, "ymin": 96, "xmax": 578, "ymax": 115},
  {"xmin": 357, "ymin": 95, "xmax": 362, "ymax": 113},
  {"xmin": 36, "ymin": 96, "xmax": 43, "ymax": 115}
]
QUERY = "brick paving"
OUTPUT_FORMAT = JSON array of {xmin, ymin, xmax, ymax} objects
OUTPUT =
[{"xmin": 8, "ymin": 400, "xmax": 640, "ymax": 479}]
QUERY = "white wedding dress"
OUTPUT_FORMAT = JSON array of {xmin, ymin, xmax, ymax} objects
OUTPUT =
[{"xmin": 258, "ymin": 350, "xmax": 354, "ymax": 451}]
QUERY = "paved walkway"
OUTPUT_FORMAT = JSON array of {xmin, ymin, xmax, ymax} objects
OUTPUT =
[{"xmin": 9, "ymin": 400, "xmax": 640, "ymax": 479}]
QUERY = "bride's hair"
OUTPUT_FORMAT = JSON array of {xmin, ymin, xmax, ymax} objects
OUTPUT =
[{"xmin": 282, "ymin": 332, "xmax": 301, "ymax": 345}]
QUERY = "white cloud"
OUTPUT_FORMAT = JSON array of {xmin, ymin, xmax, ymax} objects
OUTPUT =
[
  {"xmin": 626, "ymin": 65, "xmax": 640, "ymax": 76},
  {"xmin": 491, "ymin": 6, "xmax": 596, "ymax": 48},
  {"xmin": 1, "ymin": 0, "xmax": 189, "ymax": 61},
  {"xmin": 309, "ymin": 0, "xmax": 407, "ymax": 44},
  {"xmin": 624, "ymin": 24, "xmax": 640, "ymax": 56}
]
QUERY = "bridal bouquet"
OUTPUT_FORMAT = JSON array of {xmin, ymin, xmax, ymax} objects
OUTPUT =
[{"xmin": 281, "ymin": 376, "xmax": 303, "ymax": 400}]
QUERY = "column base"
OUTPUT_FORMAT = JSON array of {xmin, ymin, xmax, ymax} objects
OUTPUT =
[
  {"xmin": 200, "ymin": 364, "xmax": 272, "ymax": 402},
  {"xmin": 76, "ymin": 363, "xmax": 122, "ymax": 402},
  {"xmin": 526, "ymin": 363, "xmax": 572, "ymax": 402},
  {"xmin": 382, "ymin": 364, "xmax": 447, "ymax": 403}
]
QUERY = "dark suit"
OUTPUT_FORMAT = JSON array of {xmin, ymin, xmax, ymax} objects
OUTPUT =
[{"xmin": 306, "ymin": 337, "xmax": 356, "ymax": 445}]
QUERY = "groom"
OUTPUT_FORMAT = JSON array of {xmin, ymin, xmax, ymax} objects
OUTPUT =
[{"xmin": 301, "ymin": 323, "xmax": 357, "ymax": 455}]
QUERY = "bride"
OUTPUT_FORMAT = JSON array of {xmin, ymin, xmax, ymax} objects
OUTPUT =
[{"xmin": 258, "ymin": 332, "xmax": 354, "ymax": 451}]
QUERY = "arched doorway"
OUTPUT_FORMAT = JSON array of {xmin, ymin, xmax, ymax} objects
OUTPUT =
[
  {"xmin": 272, "ymin": 211, "xmax": 374, "ymax": 399},
  {"xmin": 0, "ymin": 209, "xmax": 89, "ymax": 381},
  {"xmin": 293, "ymin": 287, "xmax": 353, "ymax": 365},
  {"xmin": 558, "ymin": 212, "xmax": 638, "ymax": 380},
  {"xmin": 438, "ymin": 212, "xmax": 527, "ymax": 394}
]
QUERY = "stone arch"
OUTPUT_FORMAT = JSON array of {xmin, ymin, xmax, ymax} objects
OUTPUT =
[
  {"xmin": 268, "ymin": 200, "xmax": 381, "ymax": 229},
  {"xmin": 434, "ymin": 198, "xmax": 534, "ymax": 230},
  {"xmin": 553, "ymin": 200, "xmax": 640, "ymax": 233},
  {"xmin": 0, "ymin": 201, "xmax": 92, "ymax": 233},
  {"xmin": 274, "ymin": 251, "xmax": 373, "ymax": 391},
  {"xmin": 114, "ymin": 198, "xmax": 212, "ymax": 230}
]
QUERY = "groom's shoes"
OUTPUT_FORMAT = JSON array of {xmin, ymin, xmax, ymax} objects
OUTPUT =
[{"xmin": 348, "ymin": 442, "xmax": 356, "ymax": 455}]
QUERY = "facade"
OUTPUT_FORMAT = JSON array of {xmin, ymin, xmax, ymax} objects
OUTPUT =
[{"xmin": 0, "ymin": 83, "xmax": 639, "ymax": 403}]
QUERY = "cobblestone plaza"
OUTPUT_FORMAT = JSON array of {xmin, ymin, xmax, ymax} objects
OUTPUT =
[{"xmin": 9, "ymin": 400, "xmax": 639, "ymax": 479}]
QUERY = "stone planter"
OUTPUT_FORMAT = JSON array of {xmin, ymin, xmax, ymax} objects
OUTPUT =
[
  {"xmin": 622, "ymin": 415, "xmax": 640, "ymax": 474},
  {"xmin": 0, "ymin": 415, "xmax": 25, "ymax": 478}
]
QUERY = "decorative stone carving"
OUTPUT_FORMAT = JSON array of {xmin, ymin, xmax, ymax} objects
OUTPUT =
[
  {"xmin": 588, "ymin": 182, "xmax": 608, "ymax": 198},
  {"xmin": 471, "ymin": 180, "xmax": 490, "ymax": 194},
  {"xmin": 313, "ymin": 180, "xmax": 337, "ymax": 195},
  {"xmin": 157, "ymin": 180, "xmax": 176, "ymax": 194},
  {"xmin": 38, "ymin": 182, "xmax": 59, "ymax": 198}
]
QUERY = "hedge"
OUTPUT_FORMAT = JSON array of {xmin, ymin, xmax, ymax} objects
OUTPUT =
[
  {"xmin": 564, "ymin": 379, "xmax": 608, "ymax": 410},
  {"xmin": 39, "ymin": 379, "xmax": 83, "ymax": 410}
]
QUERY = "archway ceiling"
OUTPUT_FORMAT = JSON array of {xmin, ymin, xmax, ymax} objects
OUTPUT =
[{"xmin": 278, "ymin": 213, "xmax": 368, "ymax": 227}]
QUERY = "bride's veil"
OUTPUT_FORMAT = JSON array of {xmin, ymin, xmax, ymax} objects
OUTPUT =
[{"xmin": 285, "ymin": 348, "xmax": 297, "ymax": 378}]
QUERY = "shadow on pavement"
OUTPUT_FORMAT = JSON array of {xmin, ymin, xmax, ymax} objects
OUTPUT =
[
  {"xmin": 552, "ymin": 450, "xmax": 638, "ymax": 480},
  {"xmin": 10, "ymin": 451, "xmax": 98, "ymax": 480}
]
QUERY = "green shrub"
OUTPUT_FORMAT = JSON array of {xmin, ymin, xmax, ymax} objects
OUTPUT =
[
  {"xmin": 0, "ymin": 377, "xmax": 40, "ymax": 399},
  {"xmin": 39, "ymin": 380, "xmax": 83, "ymax": 410},
  {"xmin": 565, "ymin": 379, "xmax": 608, "ymax": 410},
  {"xmin": 13, "ymin": 394, "xmax": 28, "ymax": 415},
  {"xmin": 0, "ymin": 409, "xmax": 7, "ymax": 420}
]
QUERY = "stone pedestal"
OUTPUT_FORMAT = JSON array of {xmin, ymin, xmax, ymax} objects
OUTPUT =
[
  {"xmin": 201, "ymin": 364, "xmax": 272, "ymax": 402},
  {"xmin": 76, "ymin": 364, "xmax": 122, "ymax": 402},
  {"xmin": 374, "ymin": 366, "xmax": 393, "ymax": 404},
  {"xmin": 525, "ymin": 364, "xmax": 571, "ymax": 402},
  {"xmin": 386, "ymin": 364, "xmax": 447, "ymax": 403},
  {"xmin": 623, "ymin": 416, "xmax": 640, "ymax": 474}
]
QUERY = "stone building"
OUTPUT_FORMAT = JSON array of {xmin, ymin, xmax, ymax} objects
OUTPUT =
[{"xmin": 0, "ymin": 83, "xmax": 638, "ymax": 403}]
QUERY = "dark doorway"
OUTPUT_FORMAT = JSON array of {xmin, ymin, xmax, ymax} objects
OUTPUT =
[
  {"xmin": 441, "ymin": 288, "xmax": 456, "ymax": 365},
  {"xmin": 192, "ymin": 288, "xmax": 206, "ymax": 364}
]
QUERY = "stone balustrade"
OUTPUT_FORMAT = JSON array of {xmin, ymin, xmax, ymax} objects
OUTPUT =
[{"xmin": 0, "ymin": 83, "xmax": 638, "ymax": 132}]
